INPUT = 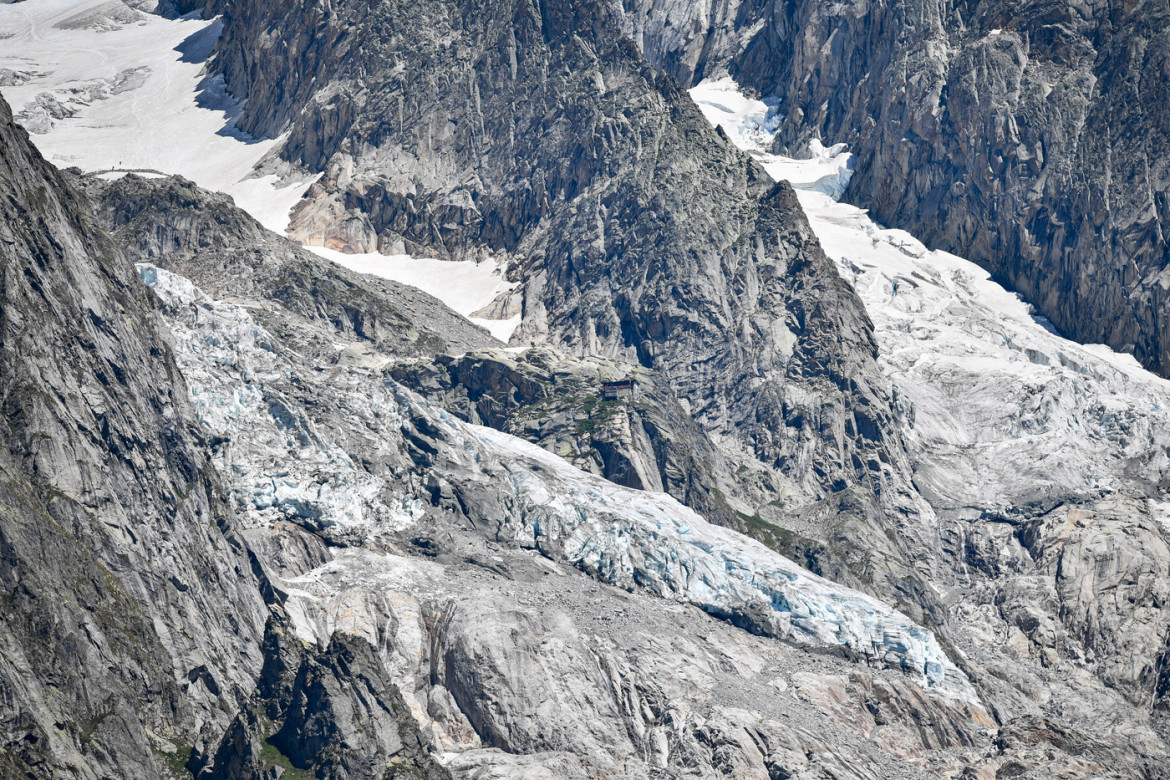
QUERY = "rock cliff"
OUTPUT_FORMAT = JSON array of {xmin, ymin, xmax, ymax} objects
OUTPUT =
[
  {"xmin": 0, "ymin": 94, "xmax": 267, "ymax": 778},
  {"xmin": 613, "ymin": 0, "xmax": 1170, "ymax": 379}
]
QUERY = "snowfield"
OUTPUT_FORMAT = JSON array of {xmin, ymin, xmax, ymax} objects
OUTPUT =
[
  {"xmin": 309, "ymin": 245, "xmax": 520, "ymax": 342},
  {"xmin": 0, "ymin": 0, "xmax": 521, "ymax": 342},
  {"xmin": 0, "ymin": 0, "xmax": 307, "ymax": 232}
]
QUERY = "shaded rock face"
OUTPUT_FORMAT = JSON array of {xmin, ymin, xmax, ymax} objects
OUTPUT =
[
  {"xmin": 201, "ymin": 0, "xmax": 935, "ymax": 604},
  {"xmin": 205, "ymin": 610, "xmax": 451, "ymax": 780},
  {"xmin": 393, "ymin": 350, "xmax": 741, "ymax": 522},
  {"xmin": 614, "ymin": 0, "xmax": 1170, "ymax": 378},
  {"xmin": 0, "ymin": 96, "xmax": 443, "ymax": 780},
  {"xmin": 0, "ymin": 95, "xmax": 268, "ymax": 778}
]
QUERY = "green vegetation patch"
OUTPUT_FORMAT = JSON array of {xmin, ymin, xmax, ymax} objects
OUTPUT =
[{"xmin": 259, "ymin": 737, "xmax": 314, "ymax": 780}]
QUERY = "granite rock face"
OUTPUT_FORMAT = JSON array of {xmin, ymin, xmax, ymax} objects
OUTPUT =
[
  {"xmin": 204, "ymin": 609, "xmax": 452, "ymax": 780},
  {"xmin": 0, "ymin": 95, "xmax": 268, "ymax": 779},
  {"xmin": 0, "ymin": 92, "xmax": 483, "ymax": 780},
  {"xmin": 614, "ymin": 0, "xmax": 1170, "ymax": 378},
  {"xmin": 199, "ymin": 0, "xmax": 938, "ymax": 608},
  {"xmin": 118, "ymin": 169, "xmax": 1170, "ymax": 777}
]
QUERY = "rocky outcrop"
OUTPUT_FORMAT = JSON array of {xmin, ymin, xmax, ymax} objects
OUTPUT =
[
  {"xmin": 0, "ymin": 94, "xmax": 268, "ymax": 777},
  {"xmin": 614, "ymin": 0, "xmax": 1170, "ymax": 380},
  {"xmin": 203, "ymin": 610, "xmax": 451, "ymax": 780},
  {"xmin": 393, "ymin": 348, "xmax": 899, "ymax": 599},
  {"xmin": 88, "ymin": 164, "xmax": 1168, "ymax": 779},
  {"xmin": 393, "ymin": 350, "xmax": 738, "ymax": 519},
  {"xmin": 83, "ymin": 167, "xmax": 913, "ymax": 609},
  {"xmin": 73, "ymin": 172, "xmax": 500, "ymax": 361}
]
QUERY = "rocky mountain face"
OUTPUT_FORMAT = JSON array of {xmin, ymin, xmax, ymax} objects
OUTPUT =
[
  {"xmin": 612, "ymin": 0, "xmax": 1170, "ymax": 379},
  {"xmin": 0, "ymin": 95, "xmax": 267, "ymax": 778},
  {"xmin": 4, "ymin": 0, "xmax": 1170, "ymax": 776},
  {"xmin": 145, "ymin": 0, "xmax": 1170, "ymax": 773},
  {"xmin": 104, "ymin": 169, "xmax": 1170, "ymax": 778},
  {"xmin": 197, "ymin": 0, "xmax": 946, "ymax": 625},
  {"xmin": 68, "ymin": 165, "xmax": 998, "ymax": 777}
]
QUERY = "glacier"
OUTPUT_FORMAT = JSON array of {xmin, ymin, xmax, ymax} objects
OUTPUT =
[
  {"xmin": 139, "ymin": 260, "xmax": 977, "ymax": 700},
  {"xmin": 690, "ymin": 77, "xmax": 1170, "ymax": 529}
]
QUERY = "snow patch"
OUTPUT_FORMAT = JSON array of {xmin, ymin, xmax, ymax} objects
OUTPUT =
[
  {"xmin": 307, "ymin": 246, "xmax": 521, "ymax": 343},
  {"xmin": 690, "ymin": 78, "xmax": 857, "ymax": 199}
]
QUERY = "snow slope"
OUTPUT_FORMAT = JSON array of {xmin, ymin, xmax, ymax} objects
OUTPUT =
[
  {"xmin": 691, "ymin": 78, "xmax": 1170, "ymax": 524},
  {"xmin": 0, "ymin": 0, "xmax": 307, "ymax": 232},
  {"xmin": 0, "ymin": 0, "xmax": 520, "ymax": 341},
  {"xmin": 309, "ymin": 246, "xmax": 520, "ymax": 342}
]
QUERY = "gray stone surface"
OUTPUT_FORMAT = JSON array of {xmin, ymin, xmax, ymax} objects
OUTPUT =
[
  {"xmin": 4, "ymin": 0, "xmax": 1170, "ymax": 776},
  {"xmin": 613, "ymin": 0, "xmax": 1170, "ymax": 380},
  {"xmin": 0, "ymin": 94, "xmax": 267, "ymax": 779}
]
